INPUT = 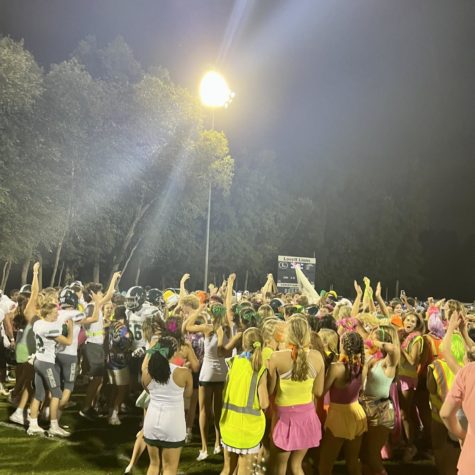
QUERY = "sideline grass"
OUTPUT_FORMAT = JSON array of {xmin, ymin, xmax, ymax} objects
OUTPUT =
[{"xmin": 0, "ymin": 392, "xmax": 437, "ymax": 474}]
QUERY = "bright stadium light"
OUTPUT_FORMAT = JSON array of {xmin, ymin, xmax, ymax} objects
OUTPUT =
[
  {"xmin": 199, "ymin": 70, "xmax": 234, "ymax": 290},
  {"xmin": 199, "ymin": 70, "xmax": 234, "ymax": 108}
]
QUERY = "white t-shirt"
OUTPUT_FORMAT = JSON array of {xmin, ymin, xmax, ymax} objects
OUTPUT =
[
  {"xmin": 84, "ymin": 303, "xmax": 104, "ymax": 345},
  {"xmin": 33, "ymin": 319, "xmax": 62, "ymax": 364},
  {"xmin": 56, "ymin": 309, "xmax": 84, "ymax": 356}
]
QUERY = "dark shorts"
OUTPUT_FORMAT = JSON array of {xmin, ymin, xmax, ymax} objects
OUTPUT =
[
  {"xmin": 144, "ymin": 437, "xmax": 184, "ymax": 448},
  {"xmin": 33, "ymin": 360, "xmax": 62, "ymax": 400},
  {"xmin": 56, "ymin": 353, "xmax": 77, "ymax": 384},
  {"xmin": 129, "ymin": 355, "xmax": 145, "ymax": 383},
  {"xmin": 84, "ymin": 343, "xmax": 105, "ymax": 377},
  {"xmin": 192, "ymin": 371, "xmax": 200, "ymax": 389}
]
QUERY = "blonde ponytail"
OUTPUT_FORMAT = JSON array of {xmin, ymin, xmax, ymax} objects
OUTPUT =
[
  {"xmin": 286, "ymin": 316, "xmax": 311, "ymax": 381},
  {"xmin": 242, "ymin": 327, "xmax": 263, "ymax": 372}
]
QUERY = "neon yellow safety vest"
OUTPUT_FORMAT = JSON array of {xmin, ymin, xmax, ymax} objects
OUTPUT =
[
  {"xmin": 428, "ymin": 359, "xmax": 456, "ymax": 423},
  {"xmin": 220, "ymin": 355, "xmax": 266, "ymax": 450}
]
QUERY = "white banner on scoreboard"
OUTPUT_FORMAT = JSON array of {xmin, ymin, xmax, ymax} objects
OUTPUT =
[{"xmin": 277, "ymin": 255, "xmax": 316, "ymax": 290}]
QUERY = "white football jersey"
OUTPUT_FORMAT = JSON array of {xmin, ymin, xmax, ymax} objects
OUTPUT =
[{"xmin": 33, "ymin": 319, "xmax": 62, "ymax": 364}]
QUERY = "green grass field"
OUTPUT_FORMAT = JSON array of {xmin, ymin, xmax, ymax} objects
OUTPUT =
[{"xmin": 0, "ymin": 389, "xmax": 438, "ymax": 475}]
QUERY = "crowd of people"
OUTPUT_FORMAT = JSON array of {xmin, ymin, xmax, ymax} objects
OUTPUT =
[{"xmin": 0, "ymin": 264, "xmax": 474, "ymax": 475}]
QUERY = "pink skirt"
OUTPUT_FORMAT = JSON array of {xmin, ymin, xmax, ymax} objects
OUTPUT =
[{"xmin": 272, "ymin": 402, "xmax": 322, "ymax": 451}]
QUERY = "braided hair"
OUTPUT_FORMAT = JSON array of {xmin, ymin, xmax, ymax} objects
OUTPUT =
[{"xmin": 341, "ymin": 331, "xmax": 365, "ymax": 382}]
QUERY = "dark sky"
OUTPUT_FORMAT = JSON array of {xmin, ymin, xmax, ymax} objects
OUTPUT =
[
  {"xmin": 2, "ymin": 1, "xmax": 474, "ymax": 151},
  {"xmin": 1, "ymin": 0, "xmax": 474, "ymax": 236}
]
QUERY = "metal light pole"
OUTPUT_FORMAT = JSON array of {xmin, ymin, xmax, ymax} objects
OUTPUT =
[
  {"xmin": 204, "ymin": 181, "xmax": 211, "ymax": 290},
  {"xmin": 199, "ymin": 70, "xmax": 234, "ymax": 290}
]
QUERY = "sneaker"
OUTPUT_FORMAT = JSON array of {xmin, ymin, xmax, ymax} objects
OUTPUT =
[
  {"xmin": 108, "ymin": 414, "xmax": 121, "ymax": 426},
  {"xmin": 9, "ymin": 411, "xmax": 26, "ymax": 426},
  {"xmin": 213, "ymin": 445, "xmax": 222, "ymax": 455},
  {"xmin": 79, "ymin": 407, "xmax": 98, "ymax": 421},
  {"xmin": 27, "ymin": 425, "xmax": 45, "ymax": 436},
  {"xmin": 196, "ymin": 450, "xmax": 208, "ymax": 461},
  {"xmin": 0, "ymin": 384, "xmax": 9, "ymax": 396},
  {"xmin": 48, "ymin": 425, "xmax": 71, "ymax": 437}
]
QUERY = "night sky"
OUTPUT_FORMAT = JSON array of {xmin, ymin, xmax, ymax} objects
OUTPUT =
[{"xmin": 1, "ymin": 0, "xmax": 474, "ymax": 297}]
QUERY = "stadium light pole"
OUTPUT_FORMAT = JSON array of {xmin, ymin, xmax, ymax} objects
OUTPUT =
[{"xmin": 199, "ymin": 70, "xmax": 234, "ymax": 290}]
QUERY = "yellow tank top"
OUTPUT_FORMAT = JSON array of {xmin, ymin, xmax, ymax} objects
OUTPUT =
[{"xmin": 275, "ymin": 355, "xmax": 317, "ymax": 407}]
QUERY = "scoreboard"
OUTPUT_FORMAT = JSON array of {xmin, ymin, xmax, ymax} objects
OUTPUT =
[{"xmin": 277, "ymin": 255, "xmax": 316, "ymax": 291}]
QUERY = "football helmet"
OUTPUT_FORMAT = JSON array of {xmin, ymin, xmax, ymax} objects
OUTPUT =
[
  {"xmin": 146, "ymin": 288, "xmax": 163, "ymax": 306},
  {"xmin": 59, "ymin": 288, "xmax": 79, "ymax": 309},
  {"xmin": 125, "ymin": 286, "xmax": 146, "ymax": 311}
]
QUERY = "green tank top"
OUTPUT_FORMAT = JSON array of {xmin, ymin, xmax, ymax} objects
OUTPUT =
[{"xmin": 365, "ymin": 360, "xmax": 393, "ymax": 399}]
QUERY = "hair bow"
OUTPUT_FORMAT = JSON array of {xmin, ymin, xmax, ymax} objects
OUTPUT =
[{"xmin": 147, "ymin": 343, "xmax": 169, "ymax": 359}]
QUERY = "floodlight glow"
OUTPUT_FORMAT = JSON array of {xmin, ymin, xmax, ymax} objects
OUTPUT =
[{"xmin": 199, "ymin": 71, "xmax": 234, "ymax": 108}]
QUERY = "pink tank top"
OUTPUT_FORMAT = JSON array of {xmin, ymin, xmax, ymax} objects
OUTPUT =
[{"xmin": 329, "ymin": 372, "xmax": 362, "ymax": 404}]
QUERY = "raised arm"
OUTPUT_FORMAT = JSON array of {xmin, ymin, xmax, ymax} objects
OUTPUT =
[
  {"xmin": 79, "ymin": 292, "xmax": 103, "ymax": 326},
  {"xmin": 24, "ymin": 261, "xmax": 40, "ymax": 321},
  {"xmin": 225, "ymin": 273, "xmax": 236, "ymax": 328},
  {"xmin": 185, "ymin": 304, "xmax": 209, "ymax": 334},
  {"xmin": 400, "ymin": 290, "xmax": 413, "ymax": 311},
  {"xmin": 372, "ymin": 338, "xmax": 400, "ymax": 368},
  {"xmin": 100, "ymin": 271, "xmax": 121, "ymax": 306},
  {"xmin": 179, "ymin": 273, "xmax": 190, "ymax": 302},
  {"xmin": 375, "ymin": 282, "xmax": 390, "ymax": 318},
  {"xmin": 362, "ymin": 277, "xmax": 375, "ymax": 312},
  {"xmin": 458, "ymin": 308, "xmax": 475, "ymax": 351},
  {"xmin": 351, "ymin": 280, "xmax": 363, "ymax": 317}
]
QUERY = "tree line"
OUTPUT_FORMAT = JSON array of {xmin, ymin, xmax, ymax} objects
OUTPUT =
[{"xmin": 1, "ymin": 35, "xmax": 470, "ymax": 299}]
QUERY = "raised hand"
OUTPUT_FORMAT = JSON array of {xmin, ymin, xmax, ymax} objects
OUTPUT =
[
  {"xmin": 354, "ymin": 280, "xmax": 363, "ymax": 296},
  {"xmin": 91, "ymin": 291, "xmax": 102, "ymax": 304},
  {"xmin": 375, "ymin": 282, "xmax": 382, "ymax": 299},
  {"xmin": 448, "ymin": 311, "xmax": 461, "ymax": 331}
]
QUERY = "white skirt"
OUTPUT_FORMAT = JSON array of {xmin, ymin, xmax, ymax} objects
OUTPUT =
[{"xmin": 143, "ymin": 402, "xmax": 186, "ymax": 444}]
